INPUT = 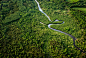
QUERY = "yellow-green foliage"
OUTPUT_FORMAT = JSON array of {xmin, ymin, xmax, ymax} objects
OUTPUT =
[
  {"xmin": 72, "ymin": 8, "xmax": 86, "ymax": 13},
  {"xmin": 67, "ymin": 0, "xmax": 79, "ymax": 3}
]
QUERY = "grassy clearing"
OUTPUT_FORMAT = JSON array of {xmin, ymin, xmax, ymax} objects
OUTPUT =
[
  {"xmin": 66, "ymin": 0, "xmax": 79, "ymax": 3},
  {"xmin": 72, "ymin": 8, "xmax": 86, "ymax": 13}
]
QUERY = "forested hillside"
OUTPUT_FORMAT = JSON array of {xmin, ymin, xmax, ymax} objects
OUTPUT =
[{"xmin": 0, "ymin": 0, "xmax": 86, "ymax": 58}]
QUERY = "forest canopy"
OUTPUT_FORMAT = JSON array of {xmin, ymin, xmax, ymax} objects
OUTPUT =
[{"xmin": 0, "ymin": 0, "xmax": 86, "ymax": 58}]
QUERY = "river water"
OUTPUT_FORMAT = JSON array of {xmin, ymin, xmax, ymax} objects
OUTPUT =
[{"xmin": 35, "ymin": 0, "xmax": 86, "ymax": 53}]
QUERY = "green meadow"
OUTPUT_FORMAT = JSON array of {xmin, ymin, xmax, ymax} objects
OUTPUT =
[
  {"xmin": 72, "ymin": 8, "xmax": 86, "ymax": 13},
  {"xmin": 66, "ymin": 0, "xmax": 79, "ymax": 3},
  {"xmin": 0, "ymin": 0, "xmax": 86, "ymax": 58}
]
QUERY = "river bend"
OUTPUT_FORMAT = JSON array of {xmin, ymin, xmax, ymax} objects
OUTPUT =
[{"xmin": 35, "ymin": 0, "xmax": 86, "ymax": 53}]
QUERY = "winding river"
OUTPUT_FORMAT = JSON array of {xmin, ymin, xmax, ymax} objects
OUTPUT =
[{"xmin": 35, "ymin": 0, "xmax": 86, "ymax": 53}]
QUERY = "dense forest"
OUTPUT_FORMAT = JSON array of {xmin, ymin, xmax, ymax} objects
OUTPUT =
[{"xmin": 0, "ymin": 0, "xmax": 86, "ymax": 58}]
